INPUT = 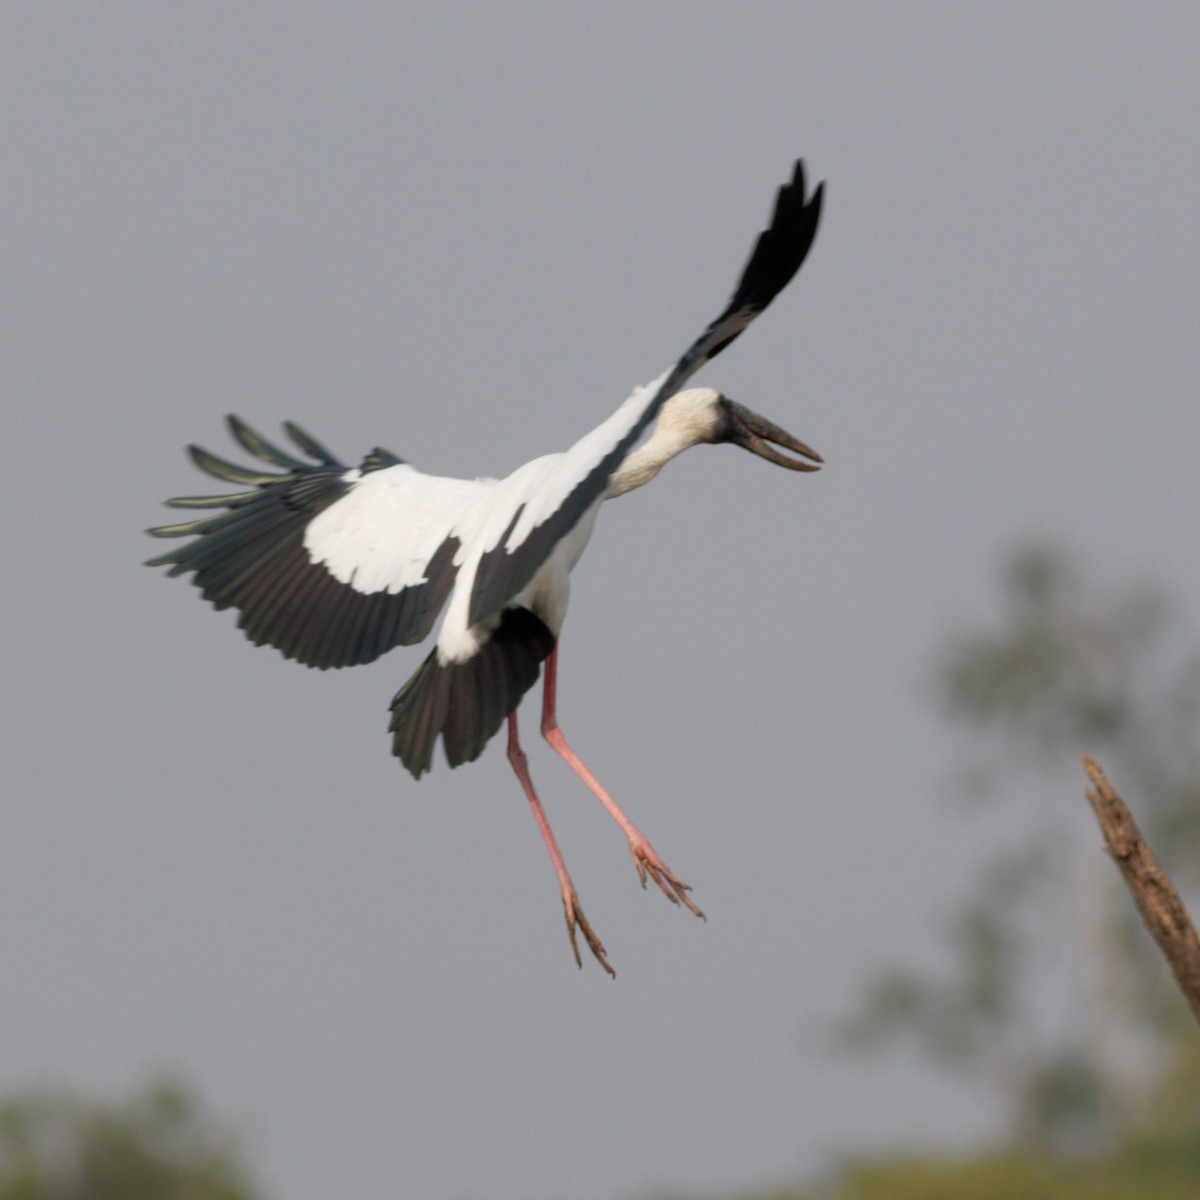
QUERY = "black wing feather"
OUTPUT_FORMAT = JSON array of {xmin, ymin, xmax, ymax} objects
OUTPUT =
[
  {"xmin": 283, "ymin": 420, "xmax": 340, "ymax": 466},
  {"xmin": 226, "ymin": 414, "xmax": 310, "ymax": 470},
  {"xmin": 148, "ymin": 417, "xmax": 459, "ymax": 669},
  {"xmin": 467, "ymin": 159, "xmax": 823, "ymax": 627}
]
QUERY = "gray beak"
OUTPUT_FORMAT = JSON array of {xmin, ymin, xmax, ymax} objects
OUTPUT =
[{"xmin": 720, "ymin": 399, "xmax": 822, "ymax": 472}]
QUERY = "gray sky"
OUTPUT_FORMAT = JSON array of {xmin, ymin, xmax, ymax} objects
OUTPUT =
[{"xmin": 4, "ymin": 5, "xmax": 1199, "ymax": 1199}]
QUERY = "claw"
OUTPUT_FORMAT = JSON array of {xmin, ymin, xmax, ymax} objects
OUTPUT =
[
  {"xmin": 562, "ymin": 890, "xmax": 615, "ymax": 977},
  {"xmin": 630, "ymin": 840, "xmax": 706, "ymax": 920}
]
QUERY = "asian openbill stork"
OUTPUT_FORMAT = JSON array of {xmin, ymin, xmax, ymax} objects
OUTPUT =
[{"xmin": 149, "ymin": 160, "xmax": 824, "ymax": 974}]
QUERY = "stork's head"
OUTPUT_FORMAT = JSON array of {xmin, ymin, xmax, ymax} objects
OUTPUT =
[
  {"xmin": 664, "ymin": 387, "xmax": 822, "ymax": 472},
  {"xmin": 609, "ymin": 387, "xmax": 821, "ymax": 499}
]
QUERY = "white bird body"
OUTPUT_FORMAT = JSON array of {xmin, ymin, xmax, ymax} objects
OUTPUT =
[
  {"xmin": 149, "ymin": 160, "xmax": 826, "ymax": 973},
  {"xmin": 302, "ymin": 378, "xmax": 712, "ymax": 665}
]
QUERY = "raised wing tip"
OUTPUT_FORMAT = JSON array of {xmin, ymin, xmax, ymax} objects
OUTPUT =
[
  {"xmin": 790, "ymin": 157, "xmax": 822, "ymax": 193},
  {"xmin": 790, "ymin": 158, "xmax": 824, "ymax": 191},
  {"xmin": 781, "ymin": 160, "xmax": 824, "ymax": 230},
  {"xmin": 718, "ymin": 157, "xmax": 824, "ymax": 327},
  {"xmin": 808, "ymin": 177, "xmax": 825, "ymax": 216}
]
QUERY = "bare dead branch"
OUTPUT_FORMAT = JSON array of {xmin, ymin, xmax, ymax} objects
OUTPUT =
[{"xmin": 1081, "ymin": 754, "xmax": 1200, "ymax": 1027}]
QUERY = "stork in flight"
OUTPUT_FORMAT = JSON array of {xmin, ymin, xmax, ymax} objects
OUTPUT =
[{"xmin": 149, "ymin": 160, "xmax": 824, "ymax": 975}]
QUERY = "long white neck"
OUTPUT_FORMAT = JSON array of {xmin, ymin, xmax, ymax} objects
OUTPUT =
[
  {"xmin": 605, "ymin": 388, "xmax": 723, "ymax": 499},
  {"xmin": 606, "ymin": 424, "xmax": 699, "ymax": 498}
]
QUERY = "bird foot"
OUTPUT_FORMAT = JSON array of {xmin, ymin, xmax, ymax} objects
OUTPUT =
[
  {"xmin": 629, "ymin": 839, "xmax": 706, "ymax": 920},
  {"xmin": 562, "ymin": 889, "xmax": 615, "ymax": 977}
]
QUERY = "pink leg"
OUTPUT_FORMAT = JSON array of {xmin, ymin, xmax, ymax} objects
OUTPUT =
[
  {"xmin": 507, "ymin": 713, "xmax": 614, "ymax": 976},
  {"xmin": 540, "ymin": 645, "xmax": 705, "ymax": 920}
]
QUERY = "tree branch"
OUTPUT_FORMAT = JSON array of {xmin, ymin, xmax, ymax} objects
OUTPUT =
[{"xmin": 1081, "ymin": 754, "xmax": 1200, "ymax": 1027}]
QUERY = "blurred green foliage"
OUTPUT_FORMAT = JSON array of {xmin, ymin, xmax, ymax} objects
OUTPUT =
[
  {"xmin": 838, "ymin": 541, "xmax": 1200, "ymax": 1148},
  {"xmin": 809, "ymin": 1136, "xmax": 1200, "ymax": 1200},
  {"xmin": 0, "ymin": 1076, "xmax": 263, "ymax": 1200},
  {"xmin": 682, "ymin": 1130, "xmax": 1200, "ymax": 1200}
]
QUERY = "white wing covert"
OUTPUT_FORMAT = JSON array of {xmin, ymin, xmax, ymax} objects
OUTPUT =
[{"xmin": 147, "ymin": 417, "xmax": 480, "ymax": 669}]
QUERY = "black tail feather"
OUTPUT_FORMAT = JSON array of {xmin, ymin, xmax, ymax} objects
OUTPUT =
[{"xmin": 389, "ymin": 608, "xmax": 555, "ymax": 778}]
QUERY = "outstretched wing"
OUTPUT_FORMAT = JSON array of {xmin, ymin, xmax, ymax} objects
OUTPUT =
[
  {"xmin": 147, "ymin": 416, "xmax": 481, "ymax": 669},
  {"xmin": 466, "ymin": 159, "xmax": 824, "ymax": 626}
]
